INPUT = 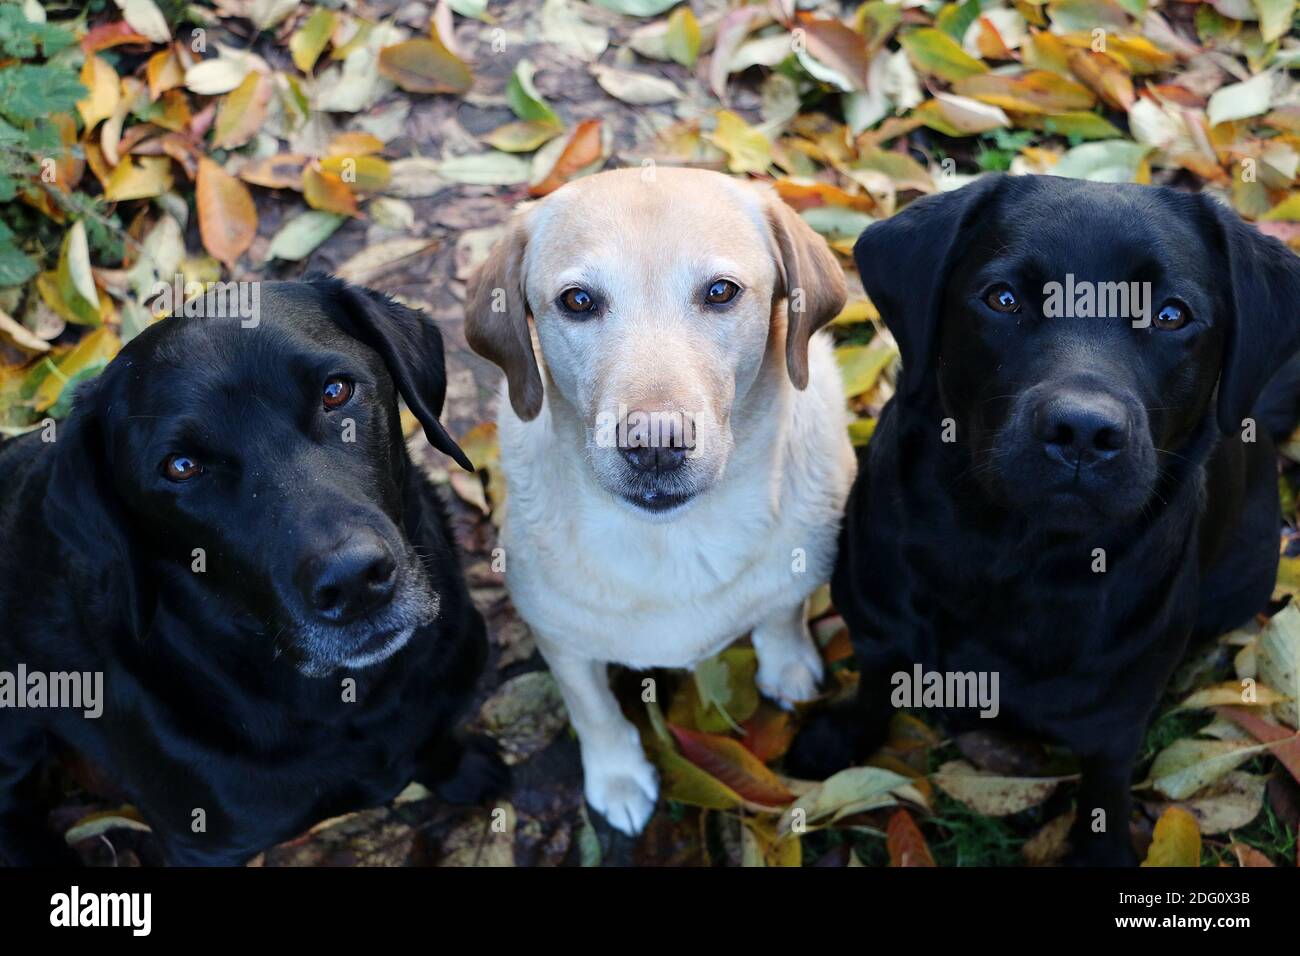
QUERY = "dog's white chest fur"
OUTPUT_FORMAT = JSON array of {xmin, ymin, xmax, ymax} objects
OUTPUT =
[{"xmin": 497, "ymin": 335, "xmax": 855, "ymax": 670}]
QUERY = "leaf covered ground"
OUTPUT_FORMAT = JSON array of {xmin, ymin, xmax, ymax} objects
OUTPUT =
[{"xmin": 1, "ymin": 0, "xmax": 1299, "ymax": 866}]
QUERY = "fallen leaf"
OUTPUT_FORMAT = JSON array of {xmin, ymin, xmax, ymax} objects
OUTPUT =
[
  {"xmin": 213, "ymin": 71, "xmax": 273, "ymax": 150},
  {"xmin": 931, "ymin": 760, "xmax": 1070, "ymax": 816},
  {"xmin": 103, "ymin": 155, "xmax": 174, "ymax": 202},
  {"xmin": 665, "ymin": 5, "xmax": 702, "ymax": 68},
  {"xmin": 669, "ymin": 725, "xmax": 794, "ymax": 806},
  {"xmin": 185, "ymin": 57, "xmax": 251, "ymax": 96},
  {"xmin": 265, "ymin": 210, "xmax": 346, "ymax": 262},
  {"xmin": 290, "ymin": 7, "xmax": 336, "ymax": 73},
  {"xmin": 1148, "ymin": 738, "xmax": 1270, "ymax": 799},
  {"xmin": 1207, "ymin": 72, "xmax": 1274, "ymax": 127},
  {"xmin": 779, "ymin": 766, "xmax": 920, "ymax": 833},
  {"xmin": 196, "ymin": 157, "xmax": 257, "ymax": 270},
  {"xmin": 56, "ymin": 221, "xmax": 99, "ymax": 327},
  {"xmin": 1141, "ymin": 806, "xmax": 1201, "ymax": 867},
  {"xmin": 591, "ymin": 64, "xmax": 683, "ymax": 105},
  {"xmin": 529, "ymin": 119, "xmax": 604, "ymax": 196},
  {"xmin": 886, "ymin": 808, "xmax": 936, "ymax": 866},
  {"xmin": 901, "ymin": 27, "xmax": 988, "ymax": 83},
  {"xmin": 303, "ymin": 166, "xmax": 360, "ymax": 216},
  {"xmin": 116, "ymin": 0, "xmax": 170, "ymax": 43},
  {"xmin": 77, "ymin": 56, "xmax": 120, "ymax": 129},
  {"xmin": 238, "ymin": 153, "xmax": 309, "ymax": 190},
  {"xmin": 478, "ymin": 670, "xmax": 568, "ymax": 765},
  {"xmin": 705, "ymin": 110, "xmax": 771, "ymax": 174},
  {"xmin": 377, "ymin": 37, "xmax": 472, "ymax": 94},
  {"xmin": 335, "ymin": 238, "xmax": 439, "ymax": 285}
]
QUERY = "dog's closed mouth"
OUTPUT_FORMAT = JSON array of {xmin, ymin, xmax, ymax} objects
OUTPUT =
[{"xmin": 622, "ymin": 487, "xmax": 695, "ymax": 514}]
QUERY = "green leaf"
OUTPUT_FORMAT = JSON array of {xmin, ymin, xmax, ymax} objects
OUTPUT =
[
  {"xmin": 0, "ymin": 240, "xmax": 37, "ymax": 287},
  {"xmin": 266, "ymin": 210, "xmax": 347, "ymax": 262},
  {"xmin": 0, "ymin": 64, "xmax": 85, "ymax": 124},
  {"xmin": 506, "ymin": 60, "xmax": 561, "ymax": 126},
  {"xmin": 1050, "ymin": 139, "xmax": 1151, "ymax": 183},
  {"xmin": 591, "ymin": 0, "xmax": 681, "ymax": 15},
  {"xmin": 900, "ymin": 28, "xmax": 988, "ymax": 83}
]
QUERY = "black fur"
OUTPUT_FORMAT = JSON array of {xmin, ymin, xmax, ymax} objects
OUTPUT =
[
  {"xmin": 0, "ymin": 277, "xmax": 505, "ymax": 866},
  {"xmin": 789, "ymin": 176, "xmax": 1300, "ymax": 865}
]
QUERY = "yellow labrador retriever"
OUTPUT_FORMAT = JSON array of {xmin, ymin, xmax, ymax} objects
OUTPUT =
[{"xmin": 466, "ymin": 167, "xmax": 855, "ymax": 834}]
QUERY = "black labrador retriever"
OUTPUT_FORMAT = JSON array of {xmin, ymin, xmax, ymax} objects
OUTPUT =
[
  {"xmin": 0, "ymin": 277, "xmax": 505, "ymax": 865},
  {"xmin": 790, "ymin": 175, "xmax": 1300, "ymax": 865}
]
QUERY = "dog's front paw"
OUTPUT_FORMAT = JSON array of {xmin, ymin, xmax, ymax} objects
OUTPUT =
[
  {"xmin": 582, "ymin": 738, "xmax": 659, "ymax": 836},
  {"xmin": 756, "ymin": 637, "xmax": 825, "ymax": 710}
]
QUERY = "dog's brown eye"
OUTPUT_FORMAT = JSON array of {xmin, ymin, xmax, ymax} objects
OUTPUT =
[
  {"xmin": 323, "ymin": 377, "xmax": 353, "ymax": 409},
  {"xmin": 705, "ymin": 279, "xmax": 739, "ymax": 304},
  {"xmin": 1153, "ymin": 300, "xmax": 1189, "ymax": 331},
  {"xmin": 560, "ymin": 288, "xmax": 594, "ymax": 313},
  {"xmin": 162, "ymin": 454, "xmax": 201, "ymax": 482},
  {"xmin": 985, "ymin": 284, "xmax": 1020, "ymax": 313}
]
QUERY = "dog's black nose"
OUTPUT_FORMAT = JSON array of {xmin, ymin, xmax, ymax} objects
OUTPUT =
[
  {"xmin": 296, "ymin": 529, "xmax": 398, "ymax": 623},
  {"xmin": 1034, "ymin": 392, "xmax": 1129, "ymax": 465},
  {"xmin": 619, "ymin": 443, "xmax": 687, "ymax": 474},
  {"xmin": 618, "ymin": 409, "xmax": 690, "ymax": 475}
]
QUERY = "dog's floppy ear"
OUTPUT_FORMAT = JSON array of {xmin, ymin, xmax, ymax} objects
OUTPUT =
[
  {"xmin": 45, "ymin": 382, "xmax": 156, "ymax": 640},
  {"xmin": 854, "ymin": 175, "xmax": 1005, "ymax": 398},
  {"xmin": 765, "ymin": 193, "xmax": 847, "ymax": 389},
  {"xmin": 319, "ymin": 278, "xmax": 474, "ymax": 471},
  {"xmin": 1204, "ymin": 196, "xmax": 1300, "ymax": 434},
  {"xmin": 465, "ymin": 210, "xmax": 544, "ymax": 421}
]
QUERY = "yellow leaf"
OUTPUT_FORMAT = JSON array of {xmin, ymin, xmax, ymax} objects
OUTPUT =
[
  {"xmin": 954, "ymin": 70, "xmax": 1096, "ymax": 115},
  {"xmin": 837, "ymin": 343, "xmax": 897, "ymax": 397},
  {"xmin": 1141, "ymin": 807, "xmax": 1201, "ymax": 867},
  {"xmin": 290, "ymin": 7, "xmax": 336, "ymax": 74},
  {"xmin": 34, "ymin": 327, "xmax": 121, "ymax": 412},
  {"xmin": 705, "ymin": 110, "xmax": 771, "ymax": 174},
  {"xmin": 76, "ymin": 56, "xmax": 120, "ymax": 129},
  {"xmin": 103, "ymin": 155, "xmax": 174, "ymax": 202},
  {"xmin": 318, "ymin": 155, "xmax": 391, "ymax": 193},
  {"xmin": 213, "ymin": 71, "xmax": 273, "ymax": 150},
  {"xmin": 665, "ymin": 5, "xmax": 702, "ymax": 68},
  {"xmin": 145, "ymin": 47, "xmax": 184, "ymax": 101},
  {"xmin": 326, "ymin": 132, "xmax": 385, "ymax": 158}
]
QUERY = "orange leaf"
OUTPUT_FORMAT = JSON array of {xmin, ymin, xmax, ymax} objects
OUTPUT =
[
  {"xmin": 145, "ymin": 46, "xmax": 184, "ymax": 101},
  {"xmin": 1229, "ymin": 842, "xmax": 1274, "ymax": 867},
  {"xmin": 529, "ymin": 119, "xmax": 603, "ymax": 197},
  {"xmin": 953, "ymin": 70, "xmax": 1096, "ymax": 115},
  {"xmin": 668, "ymin": 724, "xmax": 794, "ymax": 806},
  {"xmin": 327, "ymin": 132, "xmax": 385, "ymax": 158},
  {"xmin": 197, "ymin": 157, "xmax": 257, "ymax": 270},
  {"xmin": 377, "ymin": 38, "xmax": 472, "ymax": 94},
  {"xmin": 886, "ymin": 809, "xmax": 936, "ymax": 866},
  {"xmin": 739, "ymin": 706, "xmax": 796, "ymax": 763},
  {"xmin": 81, "ymin": 20, "xmax": 150, "ymax": 55},
  {"xmin": 303, "ymin": 166, "xmax": 360, "ymax": 217},
  {"xmin": 1066, "ymin": 49, "xmax": 1135, "ymax": 112}
]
